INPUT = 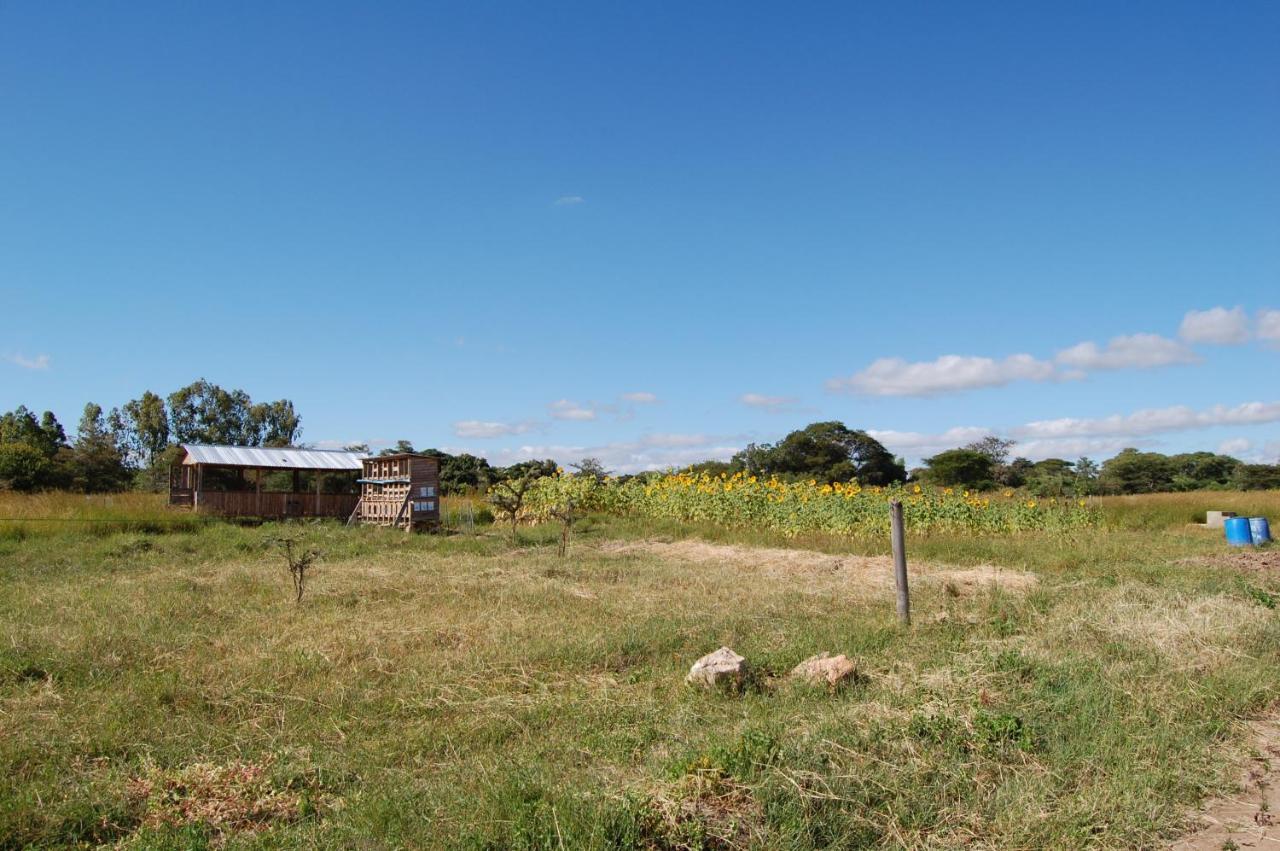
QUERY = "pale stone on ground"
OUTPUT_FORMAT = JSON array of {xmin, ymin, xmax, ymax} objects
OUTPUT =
[
  {"xmin": 789, "ymin": 652, "xmax": 858, "ymax": 687},
  {"xmin": 686, "ymin": 647, "xmax": 748, "ymax": 688}
]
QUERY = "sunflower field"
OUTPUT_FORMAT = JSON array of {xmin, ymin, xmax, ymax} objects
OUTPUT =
[{"xmin": 517, "ymin": 470, "xmax": 1100, "ymax": 538}]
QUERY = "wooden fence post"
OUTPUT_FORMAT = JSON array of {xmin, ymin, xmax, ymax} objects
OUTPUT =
[{"xmin": 890, "ymin": 499, "xmax": 910, "ymax": 625}]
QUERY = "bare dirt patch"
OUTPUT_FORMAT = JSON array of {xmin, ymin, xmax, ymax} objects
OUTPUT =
[
  {"xmin": 1171, "ymin": 717, "xmax": 1280, "ymax": 850},
  {"xmin": 596, "ymin": 539, "xmax": 1036, "ymax": 597},
  {"xmin": 1182, "ymin": 547, "xmax": 1280, "ymax": 572}
]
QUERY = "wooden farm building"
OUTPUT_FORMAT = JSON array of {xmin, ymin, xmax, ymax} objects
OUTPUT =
[
  {"xmin": 351, "ymin": 453, "xmax": 441, "ymax": 531},
  {"xmin": 169, "ymin": 444, "xmax": 365, "ymax": 520}
]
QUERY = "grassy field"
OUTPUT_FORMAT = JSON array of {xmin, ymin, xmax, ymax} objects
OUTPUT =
[{"xmin": 1, "ymin": 492, "xmax": 1279, "ymax": 848}]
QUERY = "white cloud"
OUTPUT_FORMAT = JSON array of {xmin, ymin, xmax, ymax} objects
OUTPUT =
[
  {"xmin": 452, "ymin": 420, "xmax": 538, "ymax": 439},
  {"xmin": 871, "ymin": 399, "xmax": 1280, "ymax": 463},
  {"xmin": 554, "ymin": 195, "xmax": 585, "ymax": 206},
  {"xmin": 829, "ymin": 354, "xmax": 1056, "ymax": 397},
  {"xmin": 1054, "ymin": 333, "xmax": 1197, "ymax": 371},
  {"xmin": 1179, "ymin": 306, "xmax": 1251, "ymax": 344},
  {"xmin": 1010, "ymin": 437, "xmax": 1137, "ymax": 462},
  {"xmin": 1218, "ymin": 437, "xmax": 1253, "ymax": 456},
  {"xmin": 621, "ymin": 392, "xmax": 659, "ymax": 404},
  {"xmin": 739, "ymin": 393, "xmax": 799, "ymax": 411},
  {"xmin": 1258, "ymin": 309, "xmax": 1280, "ymax": 348},
  {"xmin": 6, "ymin": 352, "xmax": 50, "ymax": 370},
  {"xmin": 1013, "ymin": 400, "xmax": 1280, "ymax": 440},
  {"xmin": 867, "ymin": 426, "xmax": 992, "ymax": 458},
  {"xmin": 548, "ymin": 399, "xmax": 597, "ymax": 421}
]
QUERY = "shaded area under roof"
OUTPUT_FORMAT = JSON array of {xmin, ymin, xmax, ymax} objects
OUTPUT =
[{"xmin": 180, "ymin": 444, "xmax": 367, "ymax": 471}]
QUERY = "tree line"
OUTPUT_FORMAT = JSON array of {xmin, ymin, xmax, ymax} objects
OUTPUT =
[
  {"xmin": 913, "ymin": 437, "xmax": 1280, "ymax": 494},
  {"xmin": 0, "ymin": 379, "xmax": 300, "ymax": 492},
  {"xmin": 685, "ymin": 422, "xmax": 1280, "ymax": 495},
  {"xmin": 2, "ymin": 387, "xmax": 1277, "ymax": 496}
]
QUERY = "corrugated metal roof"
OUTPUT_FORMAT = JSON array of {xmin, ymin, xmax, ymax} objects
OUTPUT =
[{"xmin": 181, "ymin": 444, "xmax": 367, "ymax": 470}]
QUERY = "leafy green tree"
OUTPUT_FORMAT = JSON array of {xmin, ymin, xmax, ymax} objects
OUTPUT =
[
  {"xmin": 38, "ymin": 411, "xmax": 67, "ymax": 456},
  {"xmin": 570, "ymin": 457, "xmax": 609, "ymax": 482},
  {"xmin": 686, "ymin": 459, "xmax": 734, "ymax": 477},
  {"xmin": 120, "ymin": 391, "xmax": 170, "ymax": 467},
  {"xmin": 167, "ymin": 379, "xmax": 300, "ymax": 447},
  {"xmin": 499, "ymin": 458, "xmax": 558, "ymax": 482},
  {"xmin": 999, "ymin": 457, "xmax": 1035, "ymax": 488},
  {"xmin": 0, "ymin": 406, "xmax": 68, "ymax": 490},
  {"xmin": 0, "ymin": 443, "xmax": 53, "ymax": 492},
  {"xmin": 69, "ymin": 403, "xmax": 131, "ymax": 492},
  {"xmin": 437, "ymin": 452, "xmax": 495, "ymax": 494},
  {"xmin": 248, "ymin": 400, "xmax": 301, "ymax": 447},
  {"xmin": 921, "ymin": 449, "xmax": 996, "ymax": 489},
  {"xmin": 1024, "ymin": 458, "xmax": 1073, "ymax": 496},
  {"xmin": 966, "ymin": 436, "xmax": 1015, "ymax": 466},
  {"xmin": 380, "ymin": 440, "xmax": 417, "ymax": 456},
  {"xmin": 1167, "ymin": 452, "xmax": 1240, "ymax": 490},
  {"xmin": 1232, "ymin": 464, "xmax": 1280, "ymax": 491},
  {"xmin": 731, "ymin": 422, "xmax": 905, "ymax": 485},
  {"xmin": 1099, "ymin": 449, "xmax": 1175, "ymax": 494},
  {"xmin": 168, "ymin": 379, "xmax": 252, "ymax": 444},
  {"xmin": 0, "ymin": 406, "xmax": 66, "ymax": 458}
]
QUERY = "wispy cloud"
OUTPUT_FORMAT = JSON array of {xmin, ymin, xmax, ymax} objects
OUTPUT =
[
  {"xmin": 446, "ymin": 432, "xmax": 743, "ymax": 475},
  {"xmin": 866, "ymin": 426, "xmax": 993, "ymax": 459},
  {"xmin": 1218, "ymin": 437, "xmax": 1253, "ymax": 456},
  {"xmin": 868, "ymin": 398, "xmax": 1280, "ymax": 463},
  {"xmin": 620, "ymin": 391, "xmax": 659, "ymax": 404},
  {"xmin": 452, "ymin": 420, "xmax": 539, "ymax": 439},
  {"xmin": 548, "ymin": 399, "xmax": 597, "ymax": 421},
  {"xmin": 554, "ymin": 195, "xmax": 585, "ymax": 206},
  {"xmin": 829, "ymin": 317, "xmax": 1217, "ymax": 398},
  {"xmin": 739, "ymin": 392, "xmax": 800, "ymax": 412},
  {"xmin": 1259, "ymin": 309, "xmax": 1280, "ymax": 348},
  {"xmin": 829, "ymin": 354, "xmax": 1055, "ymax": 397},
  {"xmin": 1010, "ymin": 437, "xmax": 1138, "ymax": 461},
  {"xmin": 1053, "ymin": 333, "xmax": 1197, "ymax": 371},
  {"xmin": 6, "ymin": 352, "xmax": 50, "ymax": 370},
  {"xmin": 1179, "ymin": 306, "xmax": 1251, "ymax": 344},
  {"xmin": 1011, "ymin": 400, "xmax": 1280, "ymax": 440}
]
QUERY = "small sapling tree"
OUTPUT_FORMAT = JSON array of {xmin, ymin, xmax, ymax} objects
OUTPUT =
[
  {"xmin": 488, "ymin": 476, "xmax": 536, "ymax": 543},
  {"xmin": 549, "ymin": 497, "xmax": 581, "ymax": 557},
  {"xmin": 276, "ymin": 537, "xmax": 319, "ymax": 603}
]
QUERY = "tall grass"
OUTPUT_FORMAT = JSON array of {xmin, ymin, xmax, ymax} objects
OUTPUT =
[
  {"xmin": 0, "ymin": 491, "xmax": 207, "ymax": 540},
  {"xmin": 1097, "ymin": 490, "xmax": 1280, "ymax": 529}
]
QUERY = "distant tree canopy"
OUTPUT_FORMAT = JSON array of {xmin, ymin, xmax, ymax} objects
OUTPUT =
[
  {"xmin": 0, "ymin": 379, "xmax": 302, "ymax": 493},
  {"xmin": 731, "ymin": 421, "xmax": 906, "ymax": 485},
  {"xmin": 1233, "ymin": 464, "xmax": 1280, "ymax": 491},
  {"xmin": 168, "ymin": 379, "xmax": 300, "ymax": 447},
  {"xmin": 920, "ymin": 449, "xmax": 996, "ymax": 489},
  {"xmin": 1097, "ymin": 448, "xmax": 1244, "ymax": 494}
]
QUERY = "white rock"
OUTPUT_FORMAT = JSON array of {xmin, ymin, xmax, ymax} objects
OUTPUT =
[
  {"xmin": 789, "ymin": 652, "xmax": 858, "ymax": 687},
  {"xmin": 686, "ymin": 646, "xmax": 748, "ymax": 689}
]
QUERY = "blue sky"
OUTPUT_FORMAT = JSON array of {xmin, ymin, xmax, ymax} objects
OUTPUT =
[{"xmin": 2, "ymin": 2, "xmax": 1278, "ymax": 471}]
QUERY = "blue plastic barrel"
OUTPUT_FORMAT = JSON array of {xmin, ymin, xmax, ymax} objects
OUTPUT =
[
  {"xmin": 1225, "ymin": 517, "xmax": 1255, "ymax": 546},
  {"xmin": 1249, "ymin": 517, "xmax": 1272, "ymax": 545}
]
